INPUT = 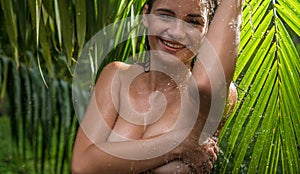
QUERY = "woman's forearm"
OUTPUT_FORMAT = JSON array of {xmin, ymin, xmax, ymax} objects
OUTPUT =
[
  {"xmin": 72, "ymin": 128, "xmax": 191, "ymax": 174},
  {"xmin": 73, "ymin": 143, "xmax": 170, "ymax": 174}
]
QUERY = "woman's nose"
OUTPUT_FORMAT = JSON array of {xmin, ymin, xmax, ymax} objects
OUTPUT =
[{"xmin": 167, "ymin": 20, "xmax": 187, "ymax": 41}]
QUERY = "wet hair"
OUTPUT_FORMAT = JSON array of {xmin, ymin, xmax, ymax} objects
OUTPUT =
[{"xmin": 144, "ymin": 0, "xmax": 219, "ymax": 21}]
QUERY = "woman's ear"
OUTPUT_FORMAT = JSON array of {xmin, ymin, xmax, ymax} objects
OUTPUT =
[{"xmin": 143, "ymin": 4, "xmax": 149, "ymax": 27}]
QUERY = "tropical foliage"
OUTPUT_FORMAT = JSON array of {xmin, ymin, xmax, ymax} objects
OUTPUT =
[
  {"xmin": 0, "ymin": 0, "xmax": 130, "ymax": 173},
  {"xmin": 0, "ymin": 0, "xmax": 299, "ymax": 173},
  {"xmin": 213, "ymin": 0, "xmax": 300, "ymax": 173}
]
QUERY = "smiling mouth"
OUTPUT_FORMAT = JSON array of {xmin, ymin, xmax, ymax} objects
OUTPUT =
[{"xmin": 160, "ymin": 38, "xmax": 186, "ymax": 50}]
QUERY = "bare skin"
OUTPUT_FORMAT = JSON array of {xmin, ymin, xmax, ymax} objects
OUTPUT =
[{"xmin": 72, "ymin": 0, "xmax": 242, "ymax": 173}]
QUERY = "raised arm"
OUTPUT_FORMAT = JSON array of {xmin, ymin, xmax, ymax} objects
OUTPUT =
[
  {"xmin": 193, "ymin": 0, "xmax": 242, "ymax": 92},
  {"xmin": 189, "ymin": 0, "xmax": 242, "ymax": 134}
]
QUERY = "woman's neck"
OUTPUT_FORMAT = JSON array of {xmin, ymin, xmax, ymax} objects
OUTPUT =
[
  {"xmin": 144, "ymin": 55, "xmax": 192, "ymax": 92},
  {"xmin": 148, "ymin": 71, "xmax": 177, "ymax": 92}
]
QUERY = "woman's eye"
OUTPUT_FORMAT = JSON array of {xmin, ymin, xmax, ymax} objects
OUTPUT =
[
  {"xmin": 157, "ymin": 14, "xmax": 174, "ymax": 20},
  {"xmin": 187, "ymin": 19, "xmax": 203, "ymax": 26}
]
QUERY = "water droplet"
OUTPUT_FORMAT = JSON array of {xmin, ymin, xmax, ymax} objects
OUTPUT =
[{"xmin": 228, "ymin": 19, "xmax": 238, "ymax": 29}]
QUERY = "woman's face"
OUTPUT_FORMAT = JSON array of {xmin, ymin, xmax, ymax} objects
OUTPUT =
[{"xmin": 143, "ymin": 0, "xmax": 208, "ymax": 66}]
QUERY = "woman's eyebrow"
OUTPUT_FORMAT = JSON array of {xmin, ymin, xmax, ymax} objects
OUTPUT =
[{"xmin": 154, "ymin": 8, "xmax": 176, "ymax": 15}]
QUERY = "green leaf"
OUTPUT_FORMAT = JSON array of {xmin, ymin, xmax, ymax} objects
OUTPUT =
[
  {"xmin": 240, "ymin": 0, "xmax": 270, "ymax": 51},
  {"xmin": 276, "ymin": 0, "xmax": 300, "ymax": 37},
  {"xmin": 74, "ymin": 0, "xmax": 86, "ymax": 56},
  {"xmin": 0, "ymin": 0, "xmax": 19, "ymax": 67},
  {"xmin": 42, "ymin": 0, "xmax": 54, "ymax": 18},
  {"xmin": 39, "ymin": 17, "xmax": 53, "ymax": 77},
  {"xmin": 20, "ymin": 64, "xmax": 32, "ymax": 159},
  {"xmin": 58, "ymin": 0, "xmax": 74, "ymax": 65},
  {"xmin": 234, "ymin": 10, "xmax": 273, "ymax": 80},
  {"xmin": 217, "ymin": 0, "xmax": 300, "ymax": 173},
  {"xmin": 248, "ymin": 80, "xmax": 278, "ymax": 173},
  {"xmin": 0, "ymin": 58, "xmax": 8, "ymax": 101}
]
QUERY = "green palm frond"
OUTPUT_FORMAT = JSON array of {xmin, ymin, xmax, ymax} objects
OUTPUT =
[{"xmin": 214, "ymin": 0, "xmax": 300, "ymax": 173}]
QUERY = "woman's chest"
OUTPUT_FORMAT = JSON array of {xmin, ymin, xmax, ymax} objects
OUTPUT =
[{"xmin": 118, "ymin": 87, "xmax": 182, "ymax": 138}]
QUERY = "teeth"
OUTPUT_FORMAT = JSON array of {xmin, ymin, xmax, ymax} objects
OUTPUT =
[{"xmin": 162, "ymin": 40, "xmax": 185, "ymax": 49}]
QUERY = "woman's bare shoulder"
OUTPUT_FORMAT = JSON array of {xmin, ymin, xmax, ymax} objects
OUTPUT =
[
  {"xmin": 102, "ymin": 61, "xmax": 144, "ymax": 78},
  {"xmin": 102, "ymin": 61, "xmax": 129, "ymax": 72},
  {"xmin": 95, "ymin": 61, "xmax": 142, "ymax": 89},
  {"xmin": 102, "ymin": 61, "xmax": 142, "ymax": 73},
  {"xmin": 96, "ymin": 61, "xmax": 128, "ymax": 80}
]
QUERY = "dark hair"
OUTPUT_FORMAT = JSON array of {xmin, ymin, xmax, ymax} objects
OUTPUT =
[
  {"xmin": 145, "ymin": 0, "xmax": 155, "ymax": 13},
  {"xmin": 144, "ymin": 0, "xmax": 219, "ymax": 21}
]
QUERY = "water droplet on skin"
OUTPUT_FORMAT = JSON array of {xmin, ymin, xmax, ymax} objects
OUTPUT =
[{"xmin": 228, "ymin": 19, "xmax": 238, "ymax": 29}]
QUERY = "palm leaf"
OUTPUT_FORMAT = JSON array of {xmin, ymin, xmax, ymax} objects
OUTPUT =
[
  {"xmin": 215, "ymin": 0, "xmax": 300, "ymax": 173},
  {"xmin": 74, "ymin": 0, "xmax": 86, "ymax": 56},
  {"xmin": 0, "ymin": 0, "xmax": 19, "ymax": 67}
]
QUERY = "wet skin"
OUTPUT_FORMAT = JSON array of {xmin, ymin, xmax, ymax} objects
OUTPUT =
[
  {"xmin": 107, "ymin": 0, "xmax": 217, "ymax": 173},
  {"xmin": 71, "ymin": 0, "xmax": 242, "ymax": 173}
]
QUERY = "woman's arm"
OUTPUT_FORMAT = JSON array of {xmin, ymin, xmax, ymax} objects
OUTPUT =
[
  {"xmin": 189, "ymin": 0, "xmax": 242, "ymax": 138},
  {"xmin": 72, "ymin": 125, "xmax": 187, "ymax": 174},
  {"xmin": 192, "ymin": 0, "xmax": 242, "ymax": 92},
  {"xmin": 72, "ymin": 62, "xmax": 193, "ymax": 174}
]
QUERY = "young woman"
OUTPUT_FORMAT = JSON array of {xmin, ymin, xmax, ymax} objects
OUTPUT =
[{"xmin": 72, "ymin": 0, "xmax": 242, "ymax": 173}]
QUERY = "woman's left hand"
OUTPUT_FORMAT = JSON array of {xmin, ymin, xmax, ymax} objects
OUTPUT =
[
  {"xmin": 177, "ymin": 135, "xmax": 219, "ymax": 174},
  {"xmin": 200, "ymin": 137, "xmax": 219, "ymax": 172}
]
